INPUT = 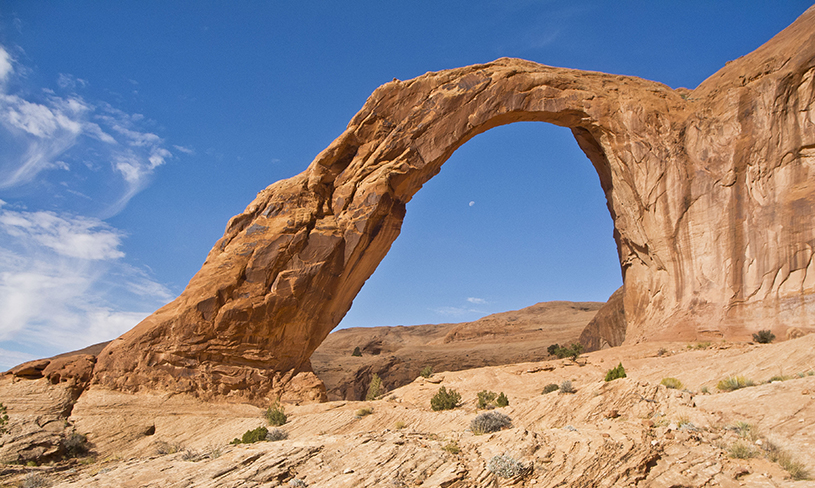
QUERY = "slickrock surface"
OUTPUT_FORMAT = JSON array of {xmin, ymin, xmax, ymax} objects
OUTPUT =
[
  {"xmin": 311, "ymin": 300, "xmax": 601, "ymax": 400},
  {"xmin": 86, "ymin": 7, "xmax": 815, "ymax": 402},
  {"xmin": 2, "ymin": 334, "xmax": 814, "ymax": 487}
]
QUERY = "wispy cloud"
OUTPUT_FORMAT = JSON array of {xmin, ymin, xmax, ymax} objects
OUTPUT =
[
  {"xmin": 0, "ymin": 43, "xmax": 177, "ymax": 370},
  {"xmin": 466, "ymin": 297, "xmax": 486, "ymax": 304},
  {"xmin": 0, "ymin": 204, "xmax": 173, "ymax": 370}
]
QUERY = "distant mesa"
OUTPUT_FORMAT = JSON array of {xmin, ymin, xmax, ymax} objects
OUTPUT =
[{"xmin": 79, "ymin": 8, "xmax": 815, "ymax": 404}]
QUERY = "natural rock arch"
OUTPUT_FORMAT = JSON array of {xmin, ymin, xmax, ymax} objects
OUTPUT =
[{"xmin": 93, "ymin": 8, "xmax": 815, "ymax": 404}]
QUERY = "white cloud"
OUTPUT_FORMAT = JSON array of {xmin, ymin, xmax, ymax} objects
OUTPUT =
[
  {"xmin": 173, "ymin": 144, "xmax": 194, "ymax": 155},
  {"xmin": 0, "ymin": 46, "xmax": 13, "ymax": 85},
  {"xmin": 466, "ymin": 297, "xmax": 486, "ymax": 304},
  {"xmin": 0, "ymin": 210, "xmax": 173, "ymax": 367}
]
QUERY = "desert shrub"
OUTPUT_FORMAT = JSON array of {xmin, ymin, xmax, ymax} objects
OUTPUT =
[
  {"xmin": 22, "ymin": 473, "xmax": 51, "ymax": 488},
  {"xmin": 442, "ymin": 440, "xmax": 460, "ymax": 454},
  {"xmin": 366, "ymin": 373, "xmax": 383, "ymax": 401},
  {"xmin": 62, "ymin": 432, "xmax": 90, "ymax": 458},
  {"xmin": 430, "ymin": 386, "xmax": 461, "ymax": 411},
  {"xmin": 542, "ymin": 383, "xmax": 559, "ymax": 394},
  {"xmin": 231, "ymin": 426, "xmax": 268, "ymax": 445},
  {"xmin": 394, "ymin": 421, "xmax": 406, "ymax": 429},
  {"xmin": 351, "ymin": 346, "xmax": 362, "ymax": 357},
  {"xmin": 0, "ymin": 403, "xmax": 8, "ymax": 434},
  {"xmin": 559, "ymin": 380, "xmax": 575, "ymax": 394},
  {"xmin": 688, "ymin": 341, "xmax": 711, "ymax": 350},
  {"xmin": 487, "ymin": 454, "xmax": 528, "ymax": 479},
  {"xmin": 729, "ymin": 441, "xmax": 756, "ymax": 459},
  {"xmin": 717, "ymin": 376, "xmax": 754, "ymax": 391},
  {"xmin": 420, "ymin": 365, "xmax": 434, "ymax": 378},
  {"xmin": 752, "ymin": 329, "xmax": 775, "ymax": 344},
  {"xmin": 700, "ymin": 386, "xmax": 710, "ymax": 394},
  {"xmin": 767, "ymin": 375, "xmax": 790, "ymax": 383},
  {"xmin": 660, "ymin": 377, "xmax": 683, "ymax": 389},
  {"xmin": 265, "ymin": 402, "xmax": 287, "ymax": 426},
  {"xmin": 476, "ymin": 390, "xmax": 497, "ymax": 409},
  {"xmin": 470, "ymin": 411, "xmax": 512, "ymax": 435},
  {"xmin": 605, "ymin": 363, "xmax": 626, "ymax": 382},
  {"xmin": 763, "ymin": 440, "xmax": 810, "ymax": 480},
  {"xmin": 549, "ymin": 343, "xmax": 584, "ymax": 361},
  {"xmin": 289, "ymin": 479, "xmax": 308, "ymax": 487},
  {"xmin": 181, "ymin": 448, "xmax": 203, "ymax": 462},
  {"xmin": 266, "ymin": 428, "xmax": 288, "ymax": 441},
  {"xmin": 355, "ymin": 407, "xmax": 373, "ymax": 417},
  {"xmin": 496, "ymin": 392, "xmax": 509, "ymax": 407},
  {"xmin": 733, "ymin": 421, "xmax": 759, "ymax": 441},
  {"xmin": 155, "ymin": 440, "xmax": 182, "ymax": 454}
]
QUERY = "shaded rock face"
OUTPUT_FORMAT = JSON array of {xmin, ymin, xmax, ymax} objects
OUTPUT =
[
  {"xmin": 579, "ymin": 286, "xmax": 627, "ymax": 352},
  {"xmin": 92, "ymin": 9, "xmax": 815, "ymax": 403}
]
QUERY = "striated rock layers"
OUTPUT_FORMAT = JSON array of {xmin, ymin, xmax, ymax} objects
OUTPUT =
[{"xmin": 92, "ymin": 8, "xmax": 815, "ymax": 403}]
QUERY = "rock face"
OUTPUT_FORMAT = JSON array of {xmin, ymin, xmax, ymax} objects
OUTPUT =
[
  {"xmin": 311, "ymin": 300, "xmax": 601, "ymax": 400},
  {"xmin": 579, "ymin": 286, "xmax": 627, "ymax": 352},
  {"xmin": 92, "ymin": 8, "xmax": 815, "ymax": 403}
]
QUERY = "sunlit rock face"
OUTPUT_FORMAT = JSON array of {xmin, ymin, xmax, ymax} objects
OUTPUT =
[{"xmin": 92, "ymin": 8, "xmax": 815, "ymax": 403}]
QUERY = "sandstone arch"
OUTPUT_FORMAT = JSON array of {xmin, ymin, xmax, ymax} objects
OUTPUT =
[{"xmin": 93, "ymin": 8, "xmax": 815, "ymax": 403}]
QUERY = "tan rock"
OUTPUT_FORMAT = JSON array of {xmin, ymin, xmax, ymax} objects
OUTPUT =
[{"xmin": 91, "ymin": 8, "xmax": 815, "ymax": 402}]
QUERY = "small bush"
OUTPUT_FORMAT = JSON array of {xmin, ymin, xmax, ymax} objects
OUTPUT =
[
  {"xmin": 266, "ymin": 428, "xmax": 288, "ymax": 441},
  {"xmin": 700, "ymin": 386, "xmax": 710, "ymax": 394},
  {"xmin": 470, "ymin": 411, "xmax": 512, "ymax": 435},
  {"xmin": 155, "ymin": 440, "xmax": 182, "ymax": 455},
  {"xmin": 542, "ymin": 383, "xmax": 559, "ymax": 394},
  {"xmin": 559, "ymin": 380, "xmax": 575, "ymax": 394},
  {"xmin": 265, "ymin": 402, "xmax": 287, "ymax": 426},
  {"xmin": 355, "ymin": 407, "xmax": 373, "ymax": 417},
  {"xmin": 605, "ymin": 363, "xmax": 626, "ymax": 382},
  {"xmin": 764, "ymin": 440, "xmax": 810, "ymax": 480},
  {"xmin": 717, "ymin": 376, "xmax": 754, "ymax": 391},
  {"xmin": 22, "ymin": 473, "xmax": 51, "ymax": 488},
  {"xmin": 733, "ymin": 421, "xmax": 759, "ymax": 441},
  {"xmin": 289, "ymin": 479, "xmax": 308, "ymax": 487},
  {"xmin": 729, "ymin": 441, "xmax": 756, "ymax": 459},
  {"xmin": 660, "ymin": 377, "xmax": 683, "ymax": 389},
  {"xmin": 476, "ymin": 390, "xmax": 497, "ymax": 409},
  {"xmin": 231, "ymin": 426, "xmax": 268, "ymax": 445},
  {"xmin": 366, "ymin": 373, "xmax": 383, "ymax": 401},
  {"xmin": 495, "ymin": 392, "xmax": 509, "ymax": 407},
  {"xmin": 688, "ymin": 341, "xmax": 711, "ymax": 350},
  {"xmin": 549, "ymin": 343, "xmax": 584, "ymax": 361},
  {"xmin": 0, "ymin": 403, "xmax": 8, "ymax": 434},
  {"xmin": 420, "ymin": 365, "xmax": 433, "ymax": 378},
  {"xmin": 767, "ymin": 375, "xmax": 790, "ymax": 383},
  {"xmin": 62, "ymin": 432, "xmax": 90, "ymax": 458},
  {"xmin": 442, "ymin": 440, "xmax": 460, "ymax": 454},
  {"xmin": 351, "ymin": 346, "xmax": 362, "ymax": 357},
  {"xmin": 430, "ymin": 386, "xmax": 461, "ymax": 411},
  {"xmin": 394, "ymin": 421, "xmax": 406, "ymax": 430},
  {"xmin": 752, "ymin": 329, "xmax": 775, "ymax": 344},
  {"xmin": 487, "ymin": 454, "xmax": 528, "ymax": 479}
]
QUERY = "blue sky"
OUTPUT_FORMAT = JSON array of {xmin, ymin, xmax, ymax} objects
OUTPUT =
[{"xmin": 0, "ymin": 1, "xmax": 811, "ymax": 369}]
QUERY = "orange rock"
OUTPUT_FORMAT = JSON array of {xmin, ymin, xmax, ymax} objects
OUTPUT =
[{"xmin": 92, "ymin": 8, "xmax": 815, "ymax": 403}]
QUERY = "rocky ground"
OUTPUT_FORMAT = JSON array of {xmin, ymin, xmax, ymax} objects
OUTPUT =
[
  {"xmin": 311, "ymin": 300, "xmax": 602, "ymax": 400},
  {"xmin": 2, "ymin": 332, "xmax": 814, "ymax": 487}
]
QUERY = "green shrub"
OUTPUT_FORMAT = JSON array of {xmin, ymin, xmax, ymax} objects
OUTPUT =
[
  {"xmin": 729, "ymin": 441, "xmax": 756, "ymax": 459},
  {"xmin": 442, "ymin": 440, "xmax": 460, "ymax": 454},
  {"xmin": 717, "ymin": 376, "xmax": 754, "ymax": 391},
  {"xmin": 477, "ymin": 390, "xmax": 497, "ymax": 409},
  {"xmin": 487, "ymin": 454, "xmax": 528, "ymax": 478},
  {"xmin": 62, "ymin": 432, "xmax": 90, "ymax": 458},
  {"xmin": 394, "ymin": 421, "xmax": 406, "ymax": 430},
  {"xmin": 265, "ymin": 402, "xmax": 287, "ymax": 426},
  {"xmin": 430, "ymin": 386, "xmax": 461, "ymax": 411},
  {"xmin": 420, "ymin": 365, "xmax": 434, "ymax": 378},
  {"xmin": 559, "ymin": 380, "xmax": 575, "ymax": 394},
  {"xmin": 542, "ymin": 383, "xmax": 559, "ymax": 394},
  {"xmin": 366, "ymin": 373, "xmax": 383, "ymax": 401},
  {"xmin": 470, "ymin": 411, "xmax": 512, "ymax": 435},
  {"xmin": 763, "ymin": 440, "xmax": 810, "ymax": 480},
  {"xmin": 605, "ymin": 363, "xmax": 626, "ymax": 382},
  {"xmin": 547, "ymin": 344, "xmax": 560, "ymax": 356},
  {"xmin": 752, "ymin": 330, "xmax": 775, "ymax": 344},
  {"xmin": 767, "ymin": 375, "xmax": 790, "ymax": 383},
  {"xmin": 266, "ymin": 428, "xmax": 288, "ymax": 441},
  {"xmin": 700, "ymin": 386, "xmax": 710, "ymax": 394},
  {"xmin": 496, "ymin": 392, "xmax": 509, "ymax": 407},
  {"xmin": 231, "ymin": 426, "xmax": 268, "ymax": 445},
  {"xmin": 351, "ymin": 346, "xmax": 362, "ymax": 357},
  {"xmin": 549, "ymin": 343, "xmax": 584, "ymax": 361},
  {"xmin": 660, "ymin": 377, "xmax": 683, "ymax": 389},
  {"xmin": 0, "ymin": 403, "xmax": 8, "ymax": 434},
  {"xmin": 355, "ymin": 407, "xmax": 373, "ymax": 417}
]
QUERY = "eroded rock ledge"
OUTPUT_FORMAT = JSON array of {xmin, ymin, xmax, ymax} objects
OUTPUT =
[{"xmin": 91, "ymin": 7, "xmax": 815, "ymax": 404}]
